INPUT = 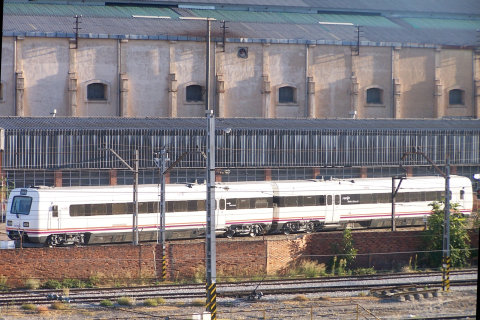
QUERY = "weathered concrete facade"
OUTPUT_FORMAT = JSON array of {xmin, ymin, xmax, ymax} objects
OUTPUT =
[{"xmin": 1, "ymin": 35, "xmax": 478, "ymax": 119}]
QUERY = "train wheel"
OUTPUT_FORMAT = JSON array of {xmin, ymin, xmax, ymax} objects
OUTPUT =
[
  {"xmin": 225, "ymin": 230, "xmax": 235, "ymax": 239},
  {"xmin": 305, "ymin": 222, "xmax": 315, "ymax": 233}
]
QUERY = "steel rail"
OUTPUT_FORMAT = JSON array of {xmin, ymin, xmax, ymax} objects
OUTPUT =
[{"xmin": 0, "ymin": 270, "xmax": 476, "ymax": 306}]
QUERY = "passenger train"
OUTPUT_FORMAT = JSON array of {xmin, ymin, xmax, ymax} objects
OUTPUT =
[{"xmin": 5, "ymin": 176, "xmax": 473, "ymax": 246}]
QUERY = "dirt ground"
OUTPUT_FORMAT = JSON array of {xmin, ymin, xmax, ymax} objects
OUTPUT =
[{"xmin": 0, "ymin": 287, "xmax": 477, "ymax": 319}]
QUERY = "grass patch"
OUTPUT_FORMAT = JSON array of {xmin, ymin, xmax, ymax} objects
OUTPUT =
[
  {"xmin": 41, "ymin": 279, "xmax": 62, "ymax": 289},
  {"xmin": 293, "ymin": 294, "xmax": 309, "ymax": 302},
  {"xmin": 352, "ymin": 267, "xmax": 376, "ymax": 275},
  {"xmin": 143, "ymin": 298, "xmax": 158, "ymax": 307},
  {"xmin": 191, "ymin": 298, "xmax": 205, "ymax": 307},
  {"xmin": 99, "ymin": 299, "xmax": 114, "ymax": 307},
  {"xmin": 117, "ymin": 296, "xmax": 135, "ymax": 306},
  {"xmin": 24, "ymin": 278, "xmax": 41, "ymax": 290},
  {"xmin": 0, "ymin": 275, "xmax": 9, "ymax": 291},
  {"xmin": 50, "ymin": 301, "xmax": 70, "ymax": 310},
  {"xmin": 285, "ymin": 260, "xmax": 327, "ymax": 278},
  {"xmin": 21, "ymin": 303, "xmax": 37, "ymax": 311},
  {"xmin": 156, "ymin": 297, "xmax": 166, "ymax": 305}
]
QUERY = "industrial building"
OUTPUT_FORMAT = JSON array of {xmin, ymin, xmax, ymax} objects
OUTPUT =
[{"xmin": 1, "ymin": 0, "xmax": 479, "ymax": 119}]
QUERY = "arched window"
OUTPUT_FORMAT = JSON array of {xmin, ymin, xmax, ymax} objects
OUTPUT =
[
  {"xmin": 186, "ymin": 85, "xmax": 204, "ymax": 102},
  {"xmin": 366, "ymin": 88, "xmax": 383, "ymax": 104},
  {"xmin": 87, "ymin": 83, "xmax": 107, "ymax": 101},
  {"xmin": 449, "ymin": 89, "xmax": 464, "ymax": 105},
  {"xmin": 278, "ymin": 86, "xmax": 296, "ymax": 103}
]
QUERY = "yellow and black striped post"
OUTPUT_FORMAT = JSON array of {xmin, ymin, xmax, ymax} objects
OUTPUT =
[
  {"xmin": 442, "ymin": 256, "xmax": 451, "ymax": 291},
  {"xmin": 161, "ymin": 249, "xmax": 167, "ymax": 281},
  {"xmin": 206, "ymin": 281, "xmax": 217, "ymax": 320}
]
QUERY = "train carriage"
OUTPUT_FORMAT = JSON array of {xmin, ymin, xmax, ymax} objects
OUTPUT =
[{"xmin": 5, "ymin": 176, "xmax": 473, "ymax": 246}]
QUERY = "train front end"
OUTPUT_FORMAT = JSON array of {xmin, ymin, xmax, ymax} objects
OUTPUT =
[{"xmin": 5, "ymin": 188, "xmax": 43, "ymax": 243}]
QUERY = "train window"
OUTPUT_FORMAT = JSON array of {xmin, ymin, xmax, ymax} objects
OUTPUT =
[
  {"xmin": 106, "ymin": 203, "xmax": 112, "ymax": 215},
  {"xmin": 219, "ymin": 199, "xmax": 225, "ymax": 210},
  {"xmin": 127, "ymin": 203, "xmax": 134, "ymax": 214},
  {"xmin": 359, "ymin": 194, "xmax": 373, "ymax": 204},
  {"xmin": 112, "ymin": 203, "xmax": 126, "ymax": 215},
  {"xmin": 327, "ymin": 195, "xmax": 332, "ymax": 205},
  {"xmin": 139, "ymin": 202, "xmax": 149, "ymax": 214},
  {"xmin": 70, "ymin": 204, "xmax": 84, "ymax": 216},
  {"xmin": 238, "ymin": 199, "xmax": 250, "ymax": 210},
  {"xmin": 317, "ymin": 195, "xmax": 326, "ymax": 206},
  {"xmin": 341, "ymin": 194, "xmax": 360, "ymax": 205},
  {"xmin": 226, "ymin": 199, "xmax": 237, "ymax": 210},
  {"xmin": 303, "ymin": 196, "xmax": 316, "ymax": 206},
  {"xmin": 52, "ymin": 205, "xmax": 58, "ymax": 217},
  {"xmin": 187, "ymin": 200, "xmax": 205, "ymax": 212},
  {"xmin": 11, "ymin": 196, "xmax": 33, "ymax": 215},
  {"xmin": 335, "ymin": 195, "xmax": 340, "ymax": 205},
  {"xmin": 425, "ymin": 191, "xmax": 437, "ymax": 201},
  {"xmin": 255, "ymin": 198, "xmax": 269, "ymax": 209},
  {"xmin": 92, "ymin": 203, "xmax": 107, "ymax": 216},
  {"xmin": 284, "ymin": 196, "xmax": 299, "ymax": 207},
  {"xmin": 460, "ymin": 189, "xmax": 465, "ymax": 200},
  {"xmin": 396, "ymin": 193, "xmax": 405, "ymax": 202},
  {"xmin": 173, "ymin": 201, "xmax": 188, "ymax": 212},
  {"xmin": 83, "ymin": 204, "xmax": 92, "ymax": 216}
]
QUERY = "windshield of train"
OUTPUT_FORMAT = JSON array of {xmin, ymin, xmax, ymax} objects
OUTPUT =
[{"xmin": 11, "ymin": 196, "xmax": 33, "ymax": 215}]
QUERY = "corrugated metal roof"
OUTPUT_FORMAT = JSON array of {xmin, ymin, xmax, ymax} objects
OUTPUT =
[
  {"xmin": 4, "ymin": 3, "xmax": 180, "ymax": 18},
  {"xmin": 0, "ymin": 117, "xmax": 478, "ymax": 132},
  {"xmin": 3, "ymin": 2, "xmax": 479, "ymax": 46}
]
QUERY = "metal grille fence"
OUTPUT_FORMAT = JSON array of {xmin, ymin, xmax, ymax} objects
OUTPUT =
[{"xmin": 3, "ymin": 127, "xmax": 479, "ymax": 170}]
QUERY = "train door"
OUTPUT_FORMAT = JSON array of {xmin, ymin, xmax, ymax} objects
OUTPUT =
[
  {"xmin": 48, "ymin": 204, "xmax": 60, "ymax": 231},
  {"xmin": 216, "ymin": 198, "xmax": 226, "ymax": 229},
  {"xmin": 325, "ymin": 194, "xmax": 341, "ymax": 224}
]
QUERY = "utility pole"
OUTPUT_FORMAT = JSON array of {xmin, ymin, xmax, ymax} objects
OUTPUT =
[
  {"xmin": 401, "ymin": 151, "xmax": 451, "ymax": 291},
  {"xmin": 154, "ymin": 148, "xmax": 207, "ymax": 282},
  {"xmin": 391, "ymin": 174, "xmax": 406, "ymax": 232},
  {"xmin": 205, "ymin": 17, "xmax": 217, "ymax": 320},
  {"xmin": 109, "ymin": 148, "xmax": 139, "ymax": 245}
]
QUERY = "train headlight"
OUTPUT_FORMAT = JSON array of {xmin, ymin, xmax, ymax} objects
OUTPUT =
[
  {"xmin": 7, "ymin": 220, "xmax": 12, "ymax": 226},
  {"xmin": 23, "ymin": 222, "xmax": 29, "ymax": 227}
]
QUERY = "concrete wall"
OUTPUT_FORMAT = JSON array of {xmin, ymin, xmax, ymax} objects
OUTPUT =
[{"xmin": 1, "ymin": 36, "xmax": 478, "ymax": 119}]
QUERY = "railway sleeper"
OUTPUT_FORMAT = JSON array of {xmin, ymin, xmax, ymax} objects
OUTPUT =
[{"xmin": 47, "ymin": 233, "xmax": 85, "ymax": 246}]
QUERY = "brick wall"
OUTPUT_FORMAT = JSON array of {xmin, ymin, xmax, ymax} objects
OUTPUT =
[
  {"xmin": 0, "ymin": 230, "xmax": 477, "ymax": 287},
  {"xmin": 0, "ymin": 244, "xmax": 156, "ymax": 286}
]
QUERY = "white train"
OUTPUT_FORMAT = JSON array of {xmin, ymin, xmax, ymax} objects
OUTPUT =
[{"xmin": 5, "ymin": 176, "xmax": 473, "ymax": 246}]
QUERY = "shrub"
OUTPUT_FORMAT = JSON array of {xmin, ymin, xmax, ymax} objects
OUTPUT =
[
  {"xmin": 143, "ymin": 298, "xmax": 158, "ymax": 307},
  {"xmin": 41, "ymin": 279, "xmax": 62, "ymax": 289},
  {"xmin": 117, "ymin": 297, "xmax": 134, "ymax": 306},
  {"xmin": 0, "ymin": 276, "xmax": 9, "ymax": 291},
  {"xmin": 421, "ymin": 201, "xmax": 471, "ymax": 268},
  {"xmin": 297, "ymin": 260, "xmax": 327, "ymax": 278},
  {"xmin": 21, "ymin": 303, "xmax": 37, "ymax": 311},
  {"xmin": 352, "ymin": 267, "xmax": 376, "ymax": 275},
  {"xmin": 50, "ymin": 301, "xmax": 70, "ymax": 310},
  {"xmin": 62, "ymin": 278, "xmax": 89, "ymax": 288},
  {"xmin": 99, "ymin": 300, "xmax": 114, "ymax": 307},
  {"xmin": 155, "ymin": 297, "xmax": 166, "ymax": 305},
  {"xmin": 191, "ymin": 298, "xmax": 205, "ymax": 307},
  {"xmin": 24, "ymin": 278, "xmax": 41, "ymax": 290}
]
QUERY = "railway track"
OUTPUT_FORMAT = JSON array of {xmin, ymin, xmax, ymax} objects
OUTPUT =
[{"xmin": 0, "ymin": 269, "xmax": 476, "ymax": 306}]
